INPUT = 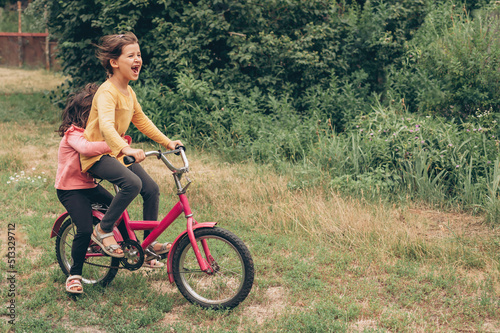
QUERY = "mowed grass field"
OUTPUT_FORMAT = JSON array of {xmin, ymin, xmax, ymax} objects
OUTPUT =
[{"xmin": 0, "ymin": 68, "xmax": 498, "ymax": 332}]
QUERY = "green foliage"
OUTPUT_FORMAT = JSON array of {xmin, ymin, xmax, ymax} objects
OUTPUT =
[
  {"xmin": 312, "ymin": 104, "xmax": 500, "ymax": 210},
  {"xmin": 39, "ymin": 0, "xmax": 447, "ymax": 127},
  {"xmin": 387, "ymin": 2, "xmax": 500, "ymax": 118},
  {"xmin": 34, "ymin": 0, "xmax": 500, "ymax": 219},
  {"xmin": 130, "ymin": 71, "xmax": 500, "ymax": 218},
  {"xmin": 37, "ymin": 0, "xmax": 500, "ymax": 123},
  {"xmin": 0, "ymin": 4, "xmax": 45, "ymax": 32}
]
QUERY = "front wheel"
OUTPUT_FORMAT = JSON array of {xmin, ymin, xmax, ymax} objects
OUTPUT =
[
  {"xmin": 55, "ymin": 217, "xmax": 119, "ymax": 286},
  {"xmin": 172, "ymin": 227, "xmax": 254, "ymax": 309}
]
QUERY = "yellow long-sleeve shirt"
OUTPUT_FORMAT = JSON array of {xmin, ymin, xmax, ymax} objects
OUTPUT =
[{"xmin": 81, "ymin": 80, "xmax": 171, "ymax": 172}]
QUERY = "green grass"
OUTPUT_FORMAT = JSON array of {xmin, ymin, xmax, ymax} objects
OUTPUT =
[
  {"xmin": 0, "ymin": 76, "xmax": 499, "ymax": 332},
  {"xmin": 0, "ymin": 92, "xmax": 60, "ymax": 124}
]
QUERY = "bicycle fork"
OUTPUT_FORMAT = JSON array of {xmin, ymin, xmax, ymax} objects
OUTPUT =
[{"xmin": 179, "ymin": 194, "xmax": 213, "ymax": 273}]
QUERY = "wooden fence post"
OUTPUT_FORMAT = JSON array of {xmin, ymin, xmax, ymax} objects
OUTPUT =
[
  {"xmin": 17, "ymin": 1, "xmax": 22, "ymax": 67},
  {"xmin": 45, "ymin": 5, "xmax": 50, "ymax": 70}
]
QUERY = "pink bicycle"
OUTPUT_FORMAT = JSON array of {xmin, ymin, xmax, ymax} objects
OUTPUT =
[{"xmin": 50, "ymin": 146, "xmax": 254, "ymax": 309}]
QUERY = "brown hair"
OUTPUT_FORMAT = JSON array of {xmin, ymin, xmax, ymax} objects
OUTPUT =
[
  {"xmin": 57, "ymin": 83, "xmax": 99, "ymax": 137},
  {"xmin": 95, "ymin": 32, "xmax": 139, "ymax": 77}
]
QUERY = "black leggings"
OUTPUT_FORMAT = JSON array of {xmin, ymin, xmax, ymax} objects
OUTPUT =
[
  {"xmin": 57, "ymin": 185, "xmax": 114, "ymax": 276},
  {"xmin": 88, "ymin": 155, "xmax": 159, "ymax": 238}
]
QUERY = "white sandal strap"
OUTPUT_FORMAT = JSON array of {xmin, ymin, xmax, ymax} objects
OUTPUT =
[
  {"xmin": 67, "ymin": 275, "xmax": 82, "ymax": 282},
  {"xmin": 96, "ymin": 230, "xmax": 114, "ymax": 240},
  {"xmin": 105, "ymin": 244, "xmax": 121, "ymax": 251}
]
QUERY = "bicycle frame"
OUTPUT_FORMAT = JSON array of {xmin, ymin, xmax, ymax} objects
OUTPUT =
[{"xmin": 51, "ymin": 148, "xmax": 217, "ymax": 284}]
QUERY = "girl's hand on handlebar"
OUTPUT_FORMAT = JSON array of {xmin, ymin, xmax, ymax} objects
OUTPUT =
[
  {"xmin": 121, "ymin": 146, "xmax": 146, "ymax": 163},
  {"xmin": 167, "ymin": 140, "xmax": 183, "ymax": 150}
]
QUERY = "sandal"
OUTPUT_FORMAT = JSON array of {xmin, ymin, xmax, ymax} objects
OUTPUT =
[
  {"xmin": 143, "ymin": 259, "xmax": 165, "ymax": 269},
  {"xmin": 145, "ymin": 241, "xmax": 172, "ymax": 261},
  {"xmin": 150, "ymin": 241, "xmax": 172, "ymax": 255},
  {"xmin": 66, "ymin": 275, "xmax": 83, "ymax": 294},
  {"xmin": 91, "ymin": 223, "xmax": 124, "ymax": 258}
]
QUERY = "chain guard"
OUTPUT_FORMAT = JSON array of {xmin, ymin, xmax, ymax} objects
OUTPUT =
[{"xmin": 120, "ymin": 239, "xmax": 145, "ymax": 271}]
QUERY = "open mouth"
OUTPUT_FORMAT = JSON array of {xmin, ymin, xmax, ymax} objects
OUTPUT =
[{"xmin": 132, "ymin": 66, "xmax": 140, "ymax": 75}]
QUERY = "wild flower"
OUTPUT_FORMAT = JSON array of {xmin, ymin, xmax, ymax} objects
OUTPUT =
[{"xmin": 6, "ymin": 168, "xmax": 48, "ymax": 188}]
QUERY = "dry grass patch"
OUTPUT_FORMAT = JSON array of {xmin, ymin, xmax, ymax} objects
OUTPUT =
[
  {"xmin": 0, "ymin": 67, "xmax": 67, "ymax": 93},
  {"xmin": 0, "ymin": 122, "xmax": 59, "ymax": 172},
  {"xmin": 407, "ymin": 208, "xmax": 485, "ymax": 239},
  {"xmin": 241, "ymin": 286, "xmax": 288, "ymax": 326}
]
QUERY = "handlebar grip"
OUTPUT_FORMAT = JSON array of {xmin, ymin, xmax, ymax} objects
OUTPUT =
[
  {"xmin": 123, "ymin": 156, "xmax": 136, "ymax": 164},
  {"xmin": 174, "ymin": 145, "xmax": 186, "ymax": 156}
]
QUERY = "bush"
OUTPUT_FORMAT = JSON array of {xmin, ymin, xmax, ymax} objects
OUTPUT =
[
  {"xmin": 37, "ymin": 0, "xmax": 447, "ymax": 128},
  {"xmin": 386, "ymin": 2, "xmax": 500, "ymax": 118}
]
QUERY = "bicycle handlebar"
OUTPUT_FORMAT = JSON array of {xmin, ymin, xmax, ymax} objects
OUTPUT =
[{"xmin": 123, "ymin": 145, "xmax": 189, "ymax": 174}]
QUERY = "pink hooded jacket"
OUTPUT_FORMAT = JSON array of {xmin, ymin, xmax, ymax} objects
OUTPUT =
[{"xmin": 55, "ymin": 125, "xmax": 111, "ymax": 190}]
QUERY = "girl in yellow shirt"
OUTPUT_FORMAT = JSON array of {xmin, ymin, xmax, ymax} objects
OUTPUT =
[{"xmin": 83, "ymin": 32, "xmax": 182, "ymax": 262}]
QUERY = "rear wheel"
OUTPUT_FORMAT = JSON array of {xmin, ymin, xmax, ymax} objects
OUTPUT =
[
  {"xmin": 172, "ymin": 227, "xmax": 254, "ymax": 309},
  {"xmin": 55, "ymin": 216, "xmax": 119, "ymax": 286}
]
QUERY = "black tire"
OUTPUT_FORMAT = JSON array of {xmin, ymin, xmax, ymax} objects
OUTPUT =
[
  {"xmin": 55, "ymin": 216, "xmax": 119, "ymax": 286},
  {"xmin": 172, "ymin": 227, "xmax": 254, "ymax": 309}
]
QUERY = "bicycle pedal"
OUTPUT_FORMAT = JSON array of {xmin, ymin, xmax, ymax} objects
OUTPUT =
[{"xmin": 145, "ymin": 248, "xmax": 161, "ymax": 261}]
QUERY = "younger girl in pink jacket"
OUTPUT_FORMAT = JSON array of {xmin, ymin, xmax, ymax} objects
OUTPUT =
[{"xmin": 55, "ymin": 83, "xmax": 115, "ymax": 294}]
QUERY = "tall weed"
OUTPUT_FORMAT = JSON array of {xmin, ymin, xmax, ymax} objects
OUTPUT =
[{"xmin": 312, "ymin": 104, "xmax": 500, "ymax": 215}]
